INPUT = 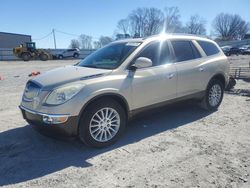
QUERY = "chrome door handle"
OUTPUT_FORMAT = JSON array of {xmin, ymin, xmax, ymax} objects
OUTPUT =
[
  {"xmin": 168, "ymin": 73, "xmax": 175, "ymax": 79},
  {"xmin": 199, "ymin": 67, "xmax": 205, "ymax": 72}
]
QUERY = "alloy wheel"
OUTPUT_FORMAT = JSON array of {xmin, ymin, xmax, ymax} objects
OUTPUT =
[
  {"xmin": 208, "ymin": 84, "xmax": 222, "ymax": 107},
  {"xmin": 89, "ymin": 107, "xmax": 120, "ymax": 142}
]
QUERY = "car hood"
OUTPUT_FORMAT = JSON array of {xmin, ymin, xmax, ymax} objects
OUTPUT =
[{"xmin": 32, "ymin": 65, "xmax": 112, "ymax": 89}]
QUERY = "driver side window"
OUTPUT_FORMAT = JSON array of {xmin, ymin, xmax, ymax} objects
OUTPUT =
[{"xmin": 136, "ymin": 41, "xmax": 172, "ymax": 67}]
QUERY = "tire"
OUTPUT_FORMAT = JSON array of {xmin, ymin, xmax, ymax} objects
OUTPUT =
[
  {"xmin": 58, "ymin": 55, "xmax": 63, "ymax": 59},
  {"xmin": 73, "ymin": 53, "xmax": 79, "ymax": 58},
  {"xmin": 200, "ymin": 79, "xmax": 224, "ymax": 111},
  {"xmin": 21, "ymin": 53, "xmax": 31, "ymax": 61},
  {"xmin": 40, "ymin": 53, "xmax": 49, "ymax": 61},
  {"xmin": 78, "ymin": 98, "xmax": 126, "ymax": 148}
]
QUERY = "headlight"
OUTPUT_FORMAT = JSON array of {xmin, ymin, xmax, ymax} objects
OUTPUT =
[{"xmin": 45, "ymin": 84, "xmax": 84, "ymax": 105}]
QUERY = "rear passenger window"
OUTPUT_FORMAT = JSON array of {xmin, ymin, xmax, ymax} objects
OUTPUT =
[
  {"xmin": 171, "ymin": 40, "xmax": 200, "ymax": 62},
  {"xmin": 197, "ymin": 40, "xmax": 220, "ymax": 56}
]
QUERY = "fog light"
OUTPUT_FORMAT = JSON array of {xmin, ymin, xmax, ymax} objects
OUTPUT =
[{"xmin": 42, "ymin": 115, "xmax": 68, "ymax": 124}]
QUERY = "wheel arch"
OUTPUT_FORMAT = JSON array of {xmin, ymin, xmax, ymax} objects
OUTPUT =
[
  {"xmin": 208, "ymin": 73, "xmax": 226, "ymax": 89},
  {"xmin": 78, "ymin": 93, "xmax": 130, "ymax": 124}
]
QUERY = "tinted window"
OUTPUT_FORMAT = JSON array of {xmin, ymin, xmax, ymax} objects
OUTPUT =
[
  {"xmin": 197, "ymin": 40, "xmax": 220, "ymax": 56},
  {"xmin": 137, "ymin": 41, "xmax": 172, "ymax": 67},
  {"xmin": 171, "ymin": 40, "xmax": 196, "ymax": 62}
]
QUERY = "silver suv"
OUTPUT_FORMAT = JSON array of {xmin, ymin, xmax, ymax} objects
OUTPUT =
[
  {"xmin": 20, "ymin": 34, "xmax": 229, "ymax": 147},
  {"xmin": 56, "ymin": 48, "xmax": 80, "ymax": 59}
]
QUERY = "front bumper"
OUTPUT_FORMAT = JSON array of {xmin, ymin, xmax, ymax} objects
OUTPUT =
[{"xmin": 19, "ymin": 105, "xmax": 79, "ymax": 137}]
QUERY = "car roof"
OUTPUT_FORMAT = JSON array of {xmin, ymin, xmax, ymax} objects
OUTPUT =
[
  {"xmin": 112, "ymin": 33, "xmax": 214, "ymax": 44},
  {"xmin": 112, "ymin": 38, "xmax": 144, "ymax": 44},
  {"xmin": 146, "ymin": 33, "xmax": 212, "ymax": 41}
]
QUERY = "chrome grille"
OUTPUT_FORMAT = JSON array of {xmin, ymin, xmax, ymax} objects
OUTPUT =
[{"xmin": 23, "ymin": 81, "xmax": 41, "ymax": 101}]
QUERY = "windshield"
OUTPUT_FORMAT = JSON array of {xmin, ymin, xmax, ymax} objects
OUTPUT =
[{"xmin": 77, "ymin": 42, "xmax": 141, "ymax": 69}]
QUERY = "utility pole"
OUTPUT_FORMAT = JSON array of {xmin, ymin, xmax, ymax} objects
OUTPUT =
[{"xmin": 52, "ymin": 29, "xmax": 57, "ymax": 49}]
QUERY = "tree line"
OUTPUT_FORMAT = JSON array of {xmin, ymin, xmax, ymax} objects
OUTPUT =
[{"xmin": 69, "ymin": 7, "xmax": 249, "ymax": 49}]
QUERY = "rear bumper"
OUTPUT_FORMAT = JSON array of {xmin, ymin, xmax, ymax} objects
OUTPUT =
[{"xmin": 19, "ymin": 106, "xmax": 79, "ymax": 137}]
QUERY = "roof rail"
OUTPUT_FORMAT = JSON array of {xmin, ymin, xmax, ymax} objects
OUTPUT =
[{"xmin": 143, "ymin": 33, "xmax": 210, "ymax": 40}]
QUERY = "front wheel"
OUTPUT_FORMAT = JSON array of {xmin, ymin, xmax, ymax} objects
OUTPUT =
[
  {"xmin": 21, "ymin": 53, "xmax": 31, "ymax": 61},
  {"xmin": 200, "ymin": 79, "xmax": 224, "ymax": 111},
  {"xmin": 78, "ymin": 98, "xmax": 126, "ymax": 148},
  {"xmin": 40, "ymin": 53, "xmax": 49, "ymax": 61}
]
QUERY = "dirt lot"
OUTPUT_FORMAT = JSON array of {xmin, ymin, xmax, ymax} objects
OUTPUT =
[{"xmin": 0, "ymin": 56, "xmax": 250, "ymax": 188}]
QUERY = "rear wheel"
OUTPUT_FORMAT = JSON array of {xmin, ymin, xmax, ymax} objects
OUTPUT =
[
  {"xmin": 78, "ymin": 98, "xmax": 126, "ymax": 148},
  {"xmin": 200, "ymin": 79, "xmax": 224, "ymax": 111},
  {"xmin": 58, "ymin": 55, "xmax": 63, "ymax": 59},
  {"xmin": 73, "ymin": 53, "xmax": 79, "ymax": 58},
  {"xmin": 21, "ymin": 53, "xmax": 31, "ymax": 61}
]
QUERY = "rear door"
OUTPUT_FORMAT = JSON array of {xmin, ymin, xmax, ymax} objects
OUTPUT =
[
  {"xmin": 63, "ymin": 49, "xmax": 72, "ymax": 57},
  {"xmin": 170, "ymin": 40, "xmax": 204, "ymax": 98}
]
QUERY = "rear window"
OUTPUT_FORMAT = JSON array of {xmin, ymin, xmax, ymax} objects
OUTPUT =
[
  {"xmin": 171, "ymin": 40, "xmax": 200, "ymax": 62},
  {"xmin": 197, "ymin": 40, "xmax": 220, "ymax": 56}
]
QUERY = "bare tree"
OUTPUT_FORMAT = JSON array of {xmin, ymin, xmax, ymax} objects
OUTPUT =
[
  {"xmin": 117, "ymin": 19, "xmax": 130, "ymax": 34},
  {"xmin": 79, "ymin": 34, "xmax": 92, "ymax": 49},
  {"xmin": 128, "ymin": 8, "xmax": 148, "ymax": 37},
  {"xmin": 93, "ymin": 41, "xmax": 101, "ymax": 49},
  {"xmin": 69, "ymin": 39, "xmax": 80, "ymax": 49},
  {"xmin": 185, "ymin": 15, "xmax": 206, "ymax": 35},
  {"xmin": 213, "ymin": 13, "xmax": 249, "ymax": 40},
  {"xmin": 120, "ymin": 7, "xmax": 164, "ymax": 37},
  {"xmin": 144, "ymin": 8, "xmax": 164, "ymax": 36},
  {"xmin": 99, "ymin": 36, "xmax": 113, "ymax": 47},
  {"xmin": 164, "ymin": 7, "xmax": 183, "ymax": 33}
]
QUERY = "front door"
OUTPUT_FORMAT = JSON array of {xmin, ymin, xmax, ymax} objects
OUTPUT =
[{"xmin": 130, "ymin": 41, "xmax": 177, "ymax": 110}]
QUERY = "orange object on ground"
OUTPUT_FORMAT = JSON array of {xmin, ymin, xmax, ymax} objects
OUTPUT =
[{"xmin": 29, "ymin": 71, "xmax": 41, "ymax": 77}]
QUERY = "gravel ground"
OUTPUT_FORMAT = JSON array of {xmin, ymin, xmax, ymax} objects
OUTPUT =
[{"xmin": 0, "ymin": 57, "xmax": 250, "ymax": 188}]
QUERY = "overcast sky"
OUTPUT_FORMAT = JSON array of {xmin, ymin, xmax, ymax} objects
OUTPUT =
[{"xmin": 1, "ymin": 0, "xmax": 249, "ymax": 48}]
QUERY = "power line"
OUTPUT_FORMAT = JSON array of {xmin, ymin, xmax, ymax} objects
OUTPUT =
[
  {"xmin": 32, "ymin": 29, "xmax": 102, "ymax": 49},
  {"xmin": 55, "ymin": 29, "xmax": 80, "ymax": 37},
  {"xmin": 33, "ymin": 29, "xmax": 100, "ymax": 41},
  {"xmin": 54, "ymin": 29, "xmax": 100, "ymax": 40},
  {"xmin": 32, "ymin": 31, "xmax": 53, "ymax": 40}
]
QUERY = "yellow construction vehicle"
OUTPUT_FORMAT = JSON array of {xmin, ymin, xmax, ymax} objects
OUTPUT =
[{"xmin": 13, "ymin": 42, "xmax": 52, "ymax": 61}]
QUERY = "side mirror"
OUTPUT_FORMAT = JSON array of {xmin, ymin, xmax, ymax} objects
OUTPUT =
[{"xmin": 129, "ymin": 57, "xmax": 152, "ymax": 71}]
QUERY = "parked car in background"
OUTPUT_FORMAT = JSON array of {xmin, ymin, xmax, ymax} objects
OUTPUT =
[
  {"xmin": 239, "ymin": 45, "xmax": 250, "ymax": 55},
  {"xmin": 242, "ymin": 48, "xmax": 250, "ymax": 55},
  {"xmin": 221, "ymin": 46, "xmax": 241, "ymax": 56},
  {"xmin": 55, "ymin": 48, "xmax": 80, "ymax": 59},
  {"xmin": 20, "ymin": 34, "xmax": 229, "ymax": 147}
]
